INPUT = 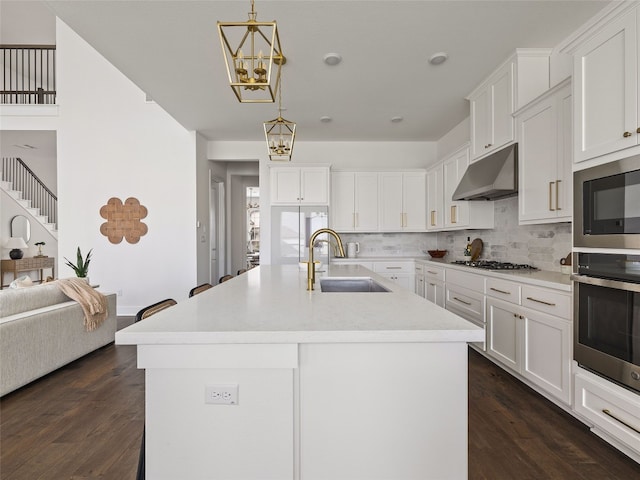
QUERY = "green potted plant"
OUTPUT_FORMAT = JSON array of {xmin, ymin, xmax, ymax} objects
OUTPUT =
[{"xmin": 64, "ymin": 247, "xmax": 92, "ymax": 278}]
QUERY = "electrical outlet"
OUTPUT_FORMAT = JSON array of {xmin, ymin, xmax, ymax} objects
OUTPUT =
[{"xmin": 205, "ymin": 384, "xmax": 238, "ymax": 405}]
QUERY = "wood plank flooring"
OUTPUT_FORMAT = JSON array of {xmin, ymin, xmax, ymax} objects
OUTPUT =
[{"xmin": 1, "ymin": 339, "xmax": 639, "ymax": 479}]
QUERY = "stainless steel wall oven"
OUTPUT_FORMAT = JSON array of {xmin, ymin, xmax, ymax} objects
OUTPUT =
[{"xmin": 573, "ymin": 252, "xmax": 640, "ymax": 393}]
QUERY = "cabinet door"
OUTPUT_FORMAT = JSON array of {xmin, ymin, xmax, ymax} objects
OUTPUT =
[
  {"xmin": 271, "ymin": 168, "xmax": 301, "ymax": 204},
  {"xmin": 300, "ymin": 168, "xmax": 329, "ymax": 204},
  {"xmin": 415, "ymin": 274, "xmax": 425, "ymax": 298},
  {"xmin": 425, "ymin": 281, "xmax": 444, "ymax": 308},
  {"xmin": 574, "ymin": 8, "xmax": 638, "ymax": 162},
  {"xmin": 331, "ymin": 172, "xmax": 355, "ymax": 231},
  {"xmin": 443, "ymin": 149, "xmax": 470, "ymax": 228},
  {"xmin": 486, "ymin": 297, "xmax": 520, "ymax": 371},
  {"xmin": 490, "ymin": 64, "xmax": 514, "ymax": 154},
  {"xmin": 378, "ymin": 173, "xmax": 404, "ymax": 231},
  {"xmin": 426, "ymin": 166, "xmax": 443, "ymax": 231},
  {"xmin": 402, "ymin": 172, "xmax": 426, "ymax": 231},
  {"xmin": 521, "ymin": 306, "xmax": 572, "ymax": 405},
  {"xmin": 354, "ymin": 172, "xmax": 379, "ymax": 231},
  {"xmin": 557, "ymin": 86, "xmax": 573, "ymax": 219},
  {"xmin": 470, "ymin": 88, "xmax": 490, "ymax": 160},
  {"xmin": 518, "ymin": 96, "xmax": 558, "ymax": 222}
]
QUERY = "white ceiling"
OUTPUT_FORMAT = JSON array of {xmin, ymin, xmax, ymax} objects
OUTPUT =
[{"xmin": 4, "ymin": 1, "xmax": 610, "ymax": 143}]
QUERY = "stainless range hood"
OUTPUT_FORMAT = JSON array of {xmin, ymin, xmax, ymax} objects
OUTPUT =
[{"xmin": 452, "ymin": 143, "xmax": 518, "ymax": 201}]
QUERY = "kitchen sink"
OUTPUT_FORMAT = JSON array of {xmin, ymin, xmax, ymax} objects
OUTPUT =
[{"xmin": 319, "ymin": 277, "xmax": 391, "ymax": 293}]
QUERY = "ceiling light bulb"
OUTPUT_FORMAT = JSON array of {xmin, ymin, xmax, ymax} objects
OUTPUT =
[
  {"xmin": 323, "ymin": 53, "xmax": 342, "ymax": 66},
  {"xmin": 320, "ymin": 116, "xmax": 332, "ymax": 123},
  {"xmin": 429, "ymin": 52, "xmax": 448, "ymax": 65},
  {"xmin": 391, "ymin": 116, "xmax": 403, "ymax": 123}
]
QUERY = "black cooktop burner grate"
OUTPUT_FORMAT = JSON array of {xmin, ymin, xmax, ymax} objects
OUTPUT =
[{"xmin": 451, "ymin": 260, "xmax": 538, "ymax": 271}]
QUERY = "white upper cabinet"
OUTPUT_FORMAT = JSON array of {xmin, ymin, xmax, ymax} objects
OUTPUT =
[
  {"xmin": 516, "ymin": 79, "xmax": 572, "ymax": 224},
  {"xmin": 573, "ymin": 7, "xmax": 639, "ymax": 162},
  {"xmin": 442, "ymin": 145, "xmax": 494, "ymax": 230},
  {"xmin": 270, "ymin": 166, "xmax": 329, "ymax": 205},
  {"xmin": 469, "ymin": 63, "xmax": 514, "ymax": 161},
  {"xmin": 426, "ymin": 165, "xmax": 443, "ymax": 231},
  {"xmin": 467, "ymin": 49, "xmax": 551, "ymax": 162},
  {"xmin": 379, "ymin": 172, "xmax": 426, "ymax": 231},
  {"xmin": 330, "ymin": 171, "xmax": 378, "ymax": 232}
]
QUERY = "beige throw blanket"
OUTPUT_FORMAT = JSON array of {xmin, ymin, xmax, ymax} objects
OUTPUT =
[{"xmin": 56, "ymin": 278, "xmax": 108, "ymax": 331}]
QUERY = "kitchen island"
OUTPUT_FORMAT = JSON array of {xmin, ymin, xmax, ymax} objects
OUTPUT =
[{"xmin": 116, "ymin": 264, "xmax": 483, "ymax": 479}]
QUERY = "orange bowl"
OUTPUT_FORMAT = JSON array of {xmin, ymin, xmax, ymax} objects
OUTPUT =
[{"xmin": 427, "ymin": 250, "xmax": 447, "ymax": 258}]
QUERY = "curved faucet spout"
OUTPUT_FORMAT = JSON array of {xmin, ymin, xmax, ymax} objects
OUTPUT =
[{"xmin": 307, "ymin": 228, "xmax": 345, "ymax": 290}]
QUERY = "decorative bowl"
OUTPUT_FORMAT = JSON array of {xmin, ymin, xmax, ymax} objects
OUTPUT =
[{"xmin": 426, "ymin": 250, "xmax": 448, "ymax": 259}]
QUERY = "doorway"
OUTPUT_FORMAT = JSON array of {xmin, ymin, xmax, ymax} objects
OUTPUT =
[{"xmin": 209, "ymin": 176, "xmax": 225, "ymax": 285}]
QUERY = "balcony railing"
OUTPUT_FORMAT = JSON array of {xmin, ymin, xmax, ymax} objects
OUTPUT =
[
  {"xmin": 2, "ymin": 157, "xmax": 57, "ymax": 227},
  {"xmin": 1, "ymin": 45, "xmax": 56, "ymax": 104}
]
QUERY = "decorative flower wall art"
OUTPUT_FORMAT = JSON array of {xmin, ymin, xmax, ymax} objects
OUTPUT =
[{"xmin": 99, "ymin": 197, "xmax": 148, "ymax": 244}]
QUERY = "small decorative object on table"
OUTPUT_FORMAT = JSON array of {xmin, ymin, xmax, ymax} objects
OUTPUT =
[
  {"xmin": 427, "ymin": 250, "xmax": 447, "ymax": 259},
  {"xmin": 34, "ymin": 241, "xmax": 46, "ymax": 257}
]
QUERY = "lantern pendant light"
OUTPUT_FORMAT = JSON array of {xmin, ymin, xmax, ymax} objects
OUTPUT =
[
  {"xmin": 264, "ymin": 70, "xmax": 296, "ymax": 161},
  {"xmin": 217, "ymin": 0, "xmax": 285, "ymax": 103}
]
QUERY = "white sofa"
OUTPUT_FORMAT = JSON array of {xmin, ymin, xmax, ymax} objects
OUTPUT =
[{"xmin": 0, "ymin": 281, "xmax": 117, "ymax": 396}]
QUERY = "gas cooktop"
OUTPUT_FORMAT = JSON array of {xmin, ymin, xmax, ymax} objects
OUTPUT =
[{"xmin": 451, "ymin": 260, "xmax": 538, "ymax": 271}]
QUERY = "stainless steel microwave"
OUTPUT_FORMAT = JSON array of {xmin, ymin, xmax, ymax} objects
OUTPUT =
[{"xmin": 574, "ymin": 155, "xmax": 640, "ymax": 249}]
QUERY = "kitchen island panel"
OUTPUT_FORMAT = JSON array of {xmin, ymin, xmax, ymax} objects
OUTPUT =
[
  {"xmin": 299, "ymin": 342, "xmax": 468, "ymax": 479},
  {"xmin": 145, "ymin": 366, "xmax": 295, "ymax": 480}
]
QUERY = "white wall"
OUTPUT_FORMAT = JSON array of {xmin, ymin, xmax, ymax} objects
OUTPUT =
[
  {"xmin": 436, "ymin": 117, "xmax": 470, "ymax": 161},
  {"xmin": 56, "ymin": 19, "xmax": 197, "ymax": 315}
]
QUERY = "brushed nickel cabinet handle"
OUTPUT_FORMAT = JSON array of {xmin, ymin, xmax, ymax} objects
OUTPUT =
[
  {"xmin": 427, "ymin": 271, "xmax": 439, "ymax": 275},
  {"xmin": 623, "ymin": 131, "xmax": 632, "ymax": 138},
  {"xmin": 556, "ymin": 179, "xmax": 561, "ymax": 211},
  {"xmin": 430, "ymin": 210, "xmax": 436, "ymax": 226},
  {"xmin": 490, "ymin": 287, "xmax": 510, "ymax": 295},
  {"xmin": 637, "ymin": 127, "xmax": 640, "ymax": 134},
  {"xmin": 549, "ymin": 182, "xmax": 555, "ymax": 211},
  {"xmin": 526, "ymin": 296, "xmax": 556, "ymax": 307},
  {"xmin": 602, "ymin": 409, "xmax": 640, "ymax": 434},
  {"xmin": 451, "ymin": 205, "xmax": 457, "ymax": 224},
  {"xmin": 453, "ymin": 296, "xmax": 472, "ymax": 306},
  {"xmin": 386, "ymin": 266, "xmax": 402, "ymax": 270}
]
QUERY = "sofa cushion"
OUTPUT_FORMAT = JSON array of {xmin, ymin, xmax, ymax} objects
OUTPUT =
[{"xmin": 0, "ymin": 281, "xmax": 73, "ymax": 318}]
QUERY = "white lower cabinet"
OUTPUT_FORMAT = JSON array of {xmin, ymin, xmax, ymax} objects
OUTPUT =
[
  {"xmin": 486, "ymin": 279, "xmax": 572, "ymax": 405},
  {"xmin": 422, "ymin": 264, "xmax": 445, "ymax": 307},
  {"xmin": 574, "ymin": 367, "xmax": 640, "ymax": 459},
  {"xmin": 373, "ymin": 261, "xmax": 415, "ymax": 291},
  {"xmin": 445, "ymin": 268, "xmax": 485, "ymax": 350},
  {"xmin": 414, "ymin": 263, "xmax": 425, "ymax": 298}
]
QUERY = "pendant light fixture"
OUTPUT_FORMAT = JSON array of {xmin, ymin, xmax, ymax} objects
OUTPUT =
[
  {"xmin": 264, "ymin": 69, "xmax": 296, "ymax": 161},
  {"xmin": 217, "ymin": 0, "xmax": 285, "ymax": 103}
]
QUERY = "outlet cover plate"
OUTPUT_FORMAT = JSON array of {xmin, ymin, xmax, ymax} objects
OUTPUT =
[{"xmin": 205, "ymin": 384, "xmax": 239, "ymax": 405}]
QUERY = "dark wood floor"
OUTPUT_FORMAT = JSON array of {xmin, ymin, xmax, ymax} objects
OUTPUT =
[{"xmin": 2, "ymin": 342, "xmax": 639, "ymax": 479}]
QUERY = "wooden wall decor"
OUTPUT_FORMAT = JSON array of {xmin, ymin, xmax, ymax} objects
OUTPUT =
[{"xmin": 99, "ymin": 197, "xmax": 148, "ymax": 244}]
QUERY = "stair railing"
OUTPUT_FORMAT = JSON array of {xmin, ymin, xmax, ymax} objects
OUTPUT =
[
  {"xmin": 1, "ymin": 45, "xmax": 56, "ymax": 104},
  {"xmin": 2, "ymin": 157, "xmax": 57, "ymax": 226}
]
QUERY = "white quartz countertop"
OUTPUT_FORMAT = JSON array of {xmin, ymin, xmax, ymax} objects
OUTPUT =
[
  {"xmin": 115, "ymin": 265, "xmax": 483, "ymax": 345},
  {"xmin": 333, "ymin": 256, "xmax": 572, "ymax": 291}
]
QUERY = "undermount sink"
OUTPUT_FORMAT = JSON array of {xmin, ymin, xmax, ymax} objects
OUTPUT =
[{"xmin": 319, "ymin": 277, "xmax": 391, "ymax": 293}]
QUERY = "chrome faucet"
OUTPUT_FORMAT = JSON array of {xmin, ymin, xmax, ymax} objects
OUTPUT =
[{"xmin": 307, "ymin": 228, "xmax": 345, "ymax": 290}]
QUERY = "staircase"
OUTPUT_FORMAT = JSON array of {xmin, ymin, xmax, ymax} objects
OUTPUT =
[{"xmin": 1, "ymin": 157, "xmax": 58, "ymax": 240}]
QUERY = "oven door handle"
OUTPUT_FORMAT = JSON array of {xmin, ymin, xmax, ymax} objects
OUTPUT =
[{"xmin": 571, "ymin": 274, "xmax": 640, "ymax": 293}]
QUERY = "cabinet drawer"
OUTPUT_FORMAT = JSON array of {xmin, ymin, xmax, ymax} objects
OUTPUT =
[
  {"xmin": 423, "ymin": 264, "xmax": 445, "ymax": 283},
  {"xmin": 415, "ymin": 263, "xmax": 424, "ymax": 274},
  {"xmin": 574, "ymin": 371, "xmax": 640, "ymax": 453},
  {"xmin": 522, "ymin": 285, "xmax": 570, "ymax": 319},
  {"xmin": 373, "ymin": 262, "xmax": 414, "ymax": 274},
  {"xmin": 446, "ymin": 268, "xmax": 484, "ymax": 293},
  {"xmin": 486, "ymin": 278, "xmax": 521, "ymax": 304},
  {"xmin": 445, "ymin": 285, "xmax": 485, "ymax": 323}
]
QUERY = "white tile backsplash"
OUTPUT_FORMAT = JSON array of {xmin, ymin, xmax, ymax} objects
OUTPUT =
[{"xmin": 339, "ymin": 197, "xmax": 571, "ymax": 272}]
